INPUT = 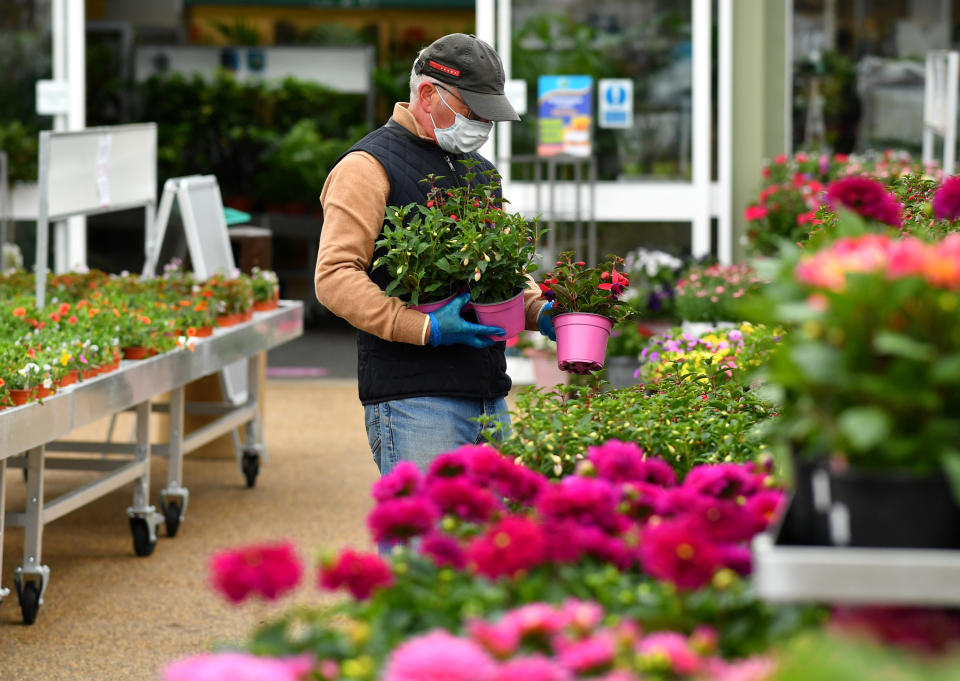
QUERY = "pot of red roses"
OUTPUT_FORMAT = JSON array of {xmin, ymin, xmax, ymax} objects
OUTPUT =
[{"xmin": 539, "ymin": 252, "xmax": 637, "ymax": 374}]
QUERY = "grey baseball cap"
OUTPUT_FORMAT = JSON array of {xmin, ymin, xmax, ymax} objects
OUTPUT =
[{"xmin": 414, "ymin": 33, "xmax": 520, "ymax": 122}]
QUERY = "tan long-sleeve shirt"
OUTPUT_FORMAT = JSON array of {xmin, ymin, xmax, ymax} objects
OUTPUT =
[{"xmin": 315, "ymin": 103, "xmax": 544, "ymax": 345}]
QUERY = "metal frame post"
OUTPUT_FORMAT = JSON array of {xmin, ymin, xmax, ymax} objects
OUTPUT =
[
  {"xmin": 0, "ymin": 458, "xmax": 8, "ymax": 603},
  {"xmin": 14, "ymin": 446, "xmax": 51, "ymax": 605}
]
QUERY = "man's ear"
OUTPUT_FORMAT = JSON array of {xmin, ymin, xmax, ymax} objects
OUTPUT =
[{"xmin": 418, "ymin": 82, "xmax": 436, "ymax": 112}]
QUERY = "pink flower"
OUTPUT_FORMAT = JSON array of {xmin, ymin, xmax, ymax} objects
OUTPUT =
[
  {"xmin": 745, "ymin": 490, "xmax": 786, "ymax": 532},
  {"xmin": 619, "ymin": 482, "xmax": 666, "ymax": 522},
  {"xmin": 743, "ymin": 205, "xmax": 768, "ymax": 221},
  {"xmin": 585, "ymin": 440, "xmax": 676, "ymax": 487},
  {"xmin": 825, "ymin": 176, "xmax": 902, "ymax": 227},
  {"xmin": 492, "ymin": 655, "xmax": 571, "ymax": 681},
  {"xmin": 885, "ymin": 237, "xmax": 927, "ymax": 279},
  {"xmin": 640, "ymin": 518, "xmax": 722, "ymax": 590},
  {"xmin": 561, "ymin": 599, "xmax": 605, "ymax": 634},
  {"xmin": 372, "ymin": 461, "xmax": 423, "ymax": 502},
  {"xmin": 318, "ymin": 549, "xmax": 393, "ymax": 600},
  {"xmin": 932, "ymin": 176, "xmax": 960, "ymax": 220},
  {"xmin": 637, "ymin": 632, "xmax": 703, "ymax": 675},
  {"xmin": 666, "ymin": 490, "xmax": 757, "ymax": 544},
  {"xmin": 384, "ymin": 630, "xmax": 498, "ymax": 681},
  {"xmin": 556, "ymin": 631, "xmax": 616, "ymax": 674},
  {"xmin": 564, "ymin": 524, "xmax": 636, "ymax": 570},
  {"xmin": 718, "ymin": 543, "xmax": 753, "ymax": 576},
  {"xmin": 468, "ymin": 446, "xmax": 546, "ymax": 505},
  {"xmin": 683, "ymin": 463, "xmax": 757, "ymax": 499},
  {"xmin": 500, "ymin": 602, "xmax": 568, "ymax": 639},
  {"xmin": 427, "ymin": 449, "xmax": 472, "ymax": 481},
  {"xmin": 368, "ymin": 496, "xmax": 439, "ymax": 544},
  {"xmin": 421, "ymin": 532, "xmax": 468, "ymax": 569},
  {"xmin": 164, "ymin": 652, "xmax": 315, "ymax": 681},
  {"xmin": 707, "ymin": 656, "xmax": 777, "ymax": 681},
  {"xmin": 536, "ymin": 477, "xmax": 626, "ymax": 533},
  {"xmin": 468, "ymin": 618, "xmax": 522, "ymax": 658},
  {"xmin": 427, "ymin": 476, "xmax": 501, "ymax": 522},
  {"xmin": 467, "ymin": 515, "xmax": 547, "ymax": 579},
  {"xmin": 209, "ymin": 541, "xmax": 303, "ymax": 604}
]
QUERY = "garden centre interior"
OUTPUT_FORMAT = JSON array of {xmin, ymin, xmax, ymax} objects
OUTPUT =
[{"xmin": 3, "ymin": 1, "xmax": 960, "ymax": 680}]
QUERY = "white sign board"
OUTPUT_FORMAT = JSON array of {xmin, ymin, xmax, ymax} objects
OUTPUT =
[
  {"xmin": 598, "ymin": 79, "xmax": 633, "ymax": 129},
  {"xmin": 36, "ymin": 80, "xmax": 70, "ymax": 115},
  {"xmin": 506, "ymin": 79, "xmax": 528, "ymax": 116}
]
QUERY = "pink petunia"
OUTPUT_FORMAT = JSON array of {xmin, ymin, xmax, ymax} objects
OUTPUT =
[
  {"xmin": 372, "ymin": 461, "xmax": 424, "ymax": 502},
  {"xmin": 367, "ymin": 496, "xmax": 440, "ymax": 544},
  {"xmin": 637, "ymin": 631, "xmax": 703, "ymax": 675},
  {"xmin": 556, "ymin": 631, "xmax": 617, "ymax": 674},
  {"xmin": 209, "ymin": 541, "xmax": 303, "ymax": 604},
  {"xmin": 164, "ymin": 652, "xmax": 315, "ymax": 681},
  {"xmin": 318, "ymin": 548, "xmax": 394, "ymax": 600},
  {"xmin": 492, "ymin": 655, "xmax": 572, "ymax": 681},
  {"xmin": 383, "ymin": 630, "xmax": 498, "ymax": 681}
]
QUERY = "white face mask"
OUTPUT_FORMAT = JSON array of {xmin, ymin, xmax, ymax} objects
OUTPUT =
[{"xmin": 430, "ymin": 87, "xmax": 494, "ymax": 154}]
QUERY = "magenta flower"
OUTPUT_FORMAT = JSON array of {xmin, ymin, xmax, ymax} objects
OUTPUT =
[
  {"xmin": 492, "ymin": 655, "xmax": 572, "ymax": 681},
  {"xmin": 209, "ymin": 540, "xmax": 303, "ymax": 604},
  {"xmin": 637, "ymin": 632, "xmax": 703, "ymax": 676},
  {"xmin": 567, "ymin": 524, "xmax": 636, "ymax": 570},
  {"xmin": 620, "ymin": 482, "xmax": 666, "ymax": 522},
  {"xmin": 368, "ymin": 496, "xmax": 439, "ymax": 544},
  {"xmin": 933, "ymin": 176, "xmax": 960, "ymax": 221},
  {"xmin": 421, "ymin": 532, "xmax": 468, "ymax": 570},
  {"xmin": 561, "ymin": 599, "xmax": 605, "ymax": 634},
  {"xmin": 682, "ymin": 493, "xmax": 758, "ymax": 544},
  {"xmin": 556, "ymin": 631, "xmax": 616, "ymax": 674},
  {"xmin": 536, "ymin": 477, "xmax": 626, "ymax": 533},
  {"xmin": 318, "ymin": 548, "xmax": 394, "ymax": 600},
  {"xmin": 467, "ymin": 515, "xmax": 547, "ymax": 579},
  {"xmin": 427, "ymin": 476, "xmax": 501, "ymax": 522},
  {"xmin": 468, "ymin": 618, "xmax": 522, "ymax": 658},
  {"xmin": 745, "ymin": 490, "xmax": 786, "ymax": 532},
  {"xmin": 640, "ymin": 518, "xmax": 722, "ymax": 590},
  {"xmin": 164, "ymin": 652, "xmax": 315, "ymax": 681},
  {"xmin": 384, "ymin": 630, "xmax": 498, "ymax": 681},
  {"xmin": 718, "ymin": 543, "xmax": 753, "ymax": 576},
  {"xmin": 500, "ymin": 602, "xmax": 569, "ymax": 639},
  {"xmin": 825, "ymin": 176, "xmax": 902, "ymax": 227},
  {"xmin": 683, "ymin": 463, "xmax": 757, "ymax": 500},
  {"xmin": 468, "ymin": 447, "xmax": 546, "ymax": 505},
  {"xmin": 372, "ymin": 461, "xmax": 423, "ymax": 502},
  {"xmin": 586, "ymin": 440, "xmax": 677, "ymax": 487},
  {"xmin": 426, "ymin": 448, "xmax": 472, "ymax": 482}
]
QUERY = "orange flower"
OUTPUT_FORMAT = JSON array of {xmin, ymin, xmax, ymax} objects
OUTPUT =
[
  {"xmin": 12, "ymin": 306, "xmax": 26, "ymax": 317},
  {"xmin": 112, "ymin": 308, "xmax": 121, "ymax": 318},
  {"xmin": 76, "ymin": 299, "xmax": 88, "ymax": 309},
  {"xmin": 58, "ymin": 302, "xmax": 70, "ymax": 315},
  {"xmin": 186, "ymin": 327, "xmax": 198, "ymax": 337},
  {"xmin": 0, "ymin": 377, "xmax": 5, "ymax": 389},
  {"xmin": 178, "ymin": 300, "xmax": 192, "ymax": 307},
  {"xmin": 139, "ymin": 315, "xmax": 151, "ymax": 324}
]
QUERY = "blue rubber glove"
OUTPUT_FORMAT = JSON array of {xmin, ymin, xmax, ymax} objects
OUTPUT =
[
  {"xmin": 537, "ymin": 301, "xmax": 557, "ymax": 342},
  {"xmin": 427, "ymin": 293, "xmax": 505, "ymax": 348}
]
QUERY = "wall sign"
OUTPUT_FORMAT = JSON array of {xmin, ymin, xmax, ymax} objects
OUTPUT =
[
  {"xmin": 537, "ymin": 75, "xmax": 592, "ymax": 157},
  {"xmin": 598, "ymin": 78, "xmax": 634, "ymax": 129}
]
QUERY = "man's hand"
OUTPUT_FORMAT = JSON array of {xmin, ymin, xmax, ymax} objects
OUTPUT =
[
  {"xmin": 428, "ymin": 293, "xmax": 505, "ymax": 348},
  {"xmin": 537, "ymin": 301, "xmax": 557, "ymax": 341}
]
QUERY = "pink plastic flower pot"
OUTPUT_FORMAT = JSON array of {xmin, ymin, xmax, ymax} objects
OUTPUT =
[
  {"xmin": 554, "ymin": 313, "xmax": 614, "ymax": 374},
  {"xmin": 468, "ymin": 291, "xmax": 525, "ymax": 341},
  {"xmin": 408, "ymin": 293, "xmax": 456, "ymax": 314}
]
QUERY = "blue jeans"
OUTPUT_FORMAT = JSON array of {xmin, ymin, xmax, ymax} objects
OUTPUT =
[{"xmin": 364, "ymin": 396, "xmax": 510, "ymax": 476}]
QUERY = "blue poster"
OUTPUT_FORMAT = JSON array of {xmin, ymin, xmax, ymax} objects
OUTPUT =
[{"xmin": 537, "ymin": 75, "xmax": 593, "ymax": 157}]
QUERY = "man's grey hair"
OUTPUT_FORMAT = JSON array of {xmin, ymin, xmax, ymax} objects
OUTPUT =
[{"xmin": 409, "ymin": 50, "xmax": 454, "ymax": 103}]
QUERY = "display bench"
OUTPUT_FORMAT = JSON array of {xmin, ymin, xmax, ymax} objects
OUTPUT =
[
  {"xmin": 0, "ymin": 301, "xmax": 303, "ymax": 624},
  {"xmin": 752, "ymin": 499, "xmax": 960, "ymax": 607}
]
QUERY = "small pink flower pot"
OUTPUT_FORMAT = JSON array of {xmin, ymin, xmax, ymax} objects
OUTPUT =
[
  {"xmin": 554, "ymin": 313, "xmax": 614, "ymax": 374},
  {"xmin": 469, "ymin": 291, "xmax": 525, "ymax": 341},
  {"xmin": 408, "ymin": 293, "xmax": 456, "ymax": 314}
]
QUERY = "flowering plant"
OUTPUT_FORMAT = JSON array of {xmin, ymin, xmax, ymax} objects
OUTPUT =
[
  {"xmin": 674, "ymin": 264, "xmax": 764, "ymax": 323},
  {"xmin": 484, "ymin": 377, "xmax": 774, "ymax": 480},
  {"xmin": 539, "ymin": 251, "xmax": 636, "ymax": 324},
  {"xmin": 620, "ymin": 247, "xmax": 685, "ymax": 320},
  {"xmin": 250, "ymin": 266, "xmax": 280, "ymax": 303},
  {"xmin": 754, "ymin": 229, "xmax": 960, "ymax": 481},
  {"xmin": 374, "ymin": 162, "xmax": 541, "ymax": 305}
]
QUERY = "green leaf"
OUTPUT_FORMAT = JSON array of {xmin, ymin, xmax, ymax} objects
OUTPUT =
[
  {"xmin": 930, "ymin": 354, "xmax": 960, "ymax": 384},
  {"xmin": 941, "ymin": 451, "xmax": 960, "ymax": 505},
  {"xmin": 872, "ymin": 331, "xmax": 935, "ymax": 361},
  {"xmin": 837, "ymin": 406, "xmax": 891, "ymax": 452}
]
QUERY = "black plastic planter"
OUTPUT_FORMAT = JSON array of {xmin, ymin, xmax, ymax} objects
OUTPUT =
[{"xmin": 828, "ymin": 468, "xmax": 960, "ymax": 549}]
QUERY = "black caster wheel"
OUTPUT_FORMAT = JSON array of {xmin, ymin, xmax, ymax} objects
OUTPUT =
[
  {"xmin": 241, "ymin": 452, "xmax": 260, "ymax": 488},
  {"xmin": 19, "ymin": 581, "xmax": 40, "ymax": 625},
  {"xmin": 130, "ymin": 517, "xmax": 156, "ymax": 557},
  {"xmin": 162, "ymin": 500, "xmax": 182, "ymax": 538}
]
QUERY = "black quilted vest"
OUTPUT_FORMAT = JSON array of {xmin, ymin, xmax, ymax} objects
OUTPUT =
[{"xmin": 336, "ymin": 119, "xmax": 511, "ymax": 405}]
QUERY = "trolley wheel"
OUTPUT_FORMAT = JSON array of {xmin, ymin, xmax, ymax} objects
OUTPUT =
[
  {"xmin": 162, "ymin": 501, "xmax": 182, "ymax": 538},
  {"xmin": 130, "ymin": 517, "xmax": 156, "ymax": 557},
  {"xmin": 241, "ymin": 452, "xmax": 260, "ymax": 488},
  {"xmin": 19, "ymin": 581, "xmax": 40, "ymax": 625}
]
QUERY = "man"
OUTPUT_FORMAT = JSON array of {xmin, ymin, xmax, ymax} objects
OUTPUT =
[{"xmin": 315, "ymin": 33, "xmax": 555, "ymax": 476}]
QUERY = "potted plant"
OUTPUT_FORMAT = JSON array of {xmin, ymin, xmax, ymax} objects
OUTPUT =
[
  {"xmin": 622, "ymin": 246, "xmax": 684, "ymax": 336},
  {"xmin": 250, "ymin": 266, "xmax": 280, "ymax": 311},
  {"xmin": 538, "ymin": 251, "xmax": 637, "ymax": 373},
  {"xmin": 759, "ymin": 227, "xmax": 960, "ymax": 548}
]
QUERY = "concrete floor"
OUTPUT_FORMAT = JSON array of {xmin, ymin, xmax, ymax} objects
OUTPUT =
[{"xmin": 0, "ymin": 378, "xmax": 378, "ymax": 681}]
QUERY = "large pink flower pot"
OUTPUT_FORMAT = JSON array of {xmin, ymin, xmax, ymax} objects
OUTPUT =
[
  {"xmin": 554, "ymin": 313, "xmax": 614, "ymax": 374},
  {"xmin": 408, "ymin": 293, "xmax": 456, "ymax": 314},
  {"xmin": 469, "ymin": 291, "xmax": 525, "ymax": 341}
]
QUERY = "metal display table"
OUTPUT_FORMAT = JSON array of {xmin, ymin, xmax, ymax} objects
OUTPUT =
[{"xmin": 0, "ymin": 301, "xmax": 303, "ymax": 623}]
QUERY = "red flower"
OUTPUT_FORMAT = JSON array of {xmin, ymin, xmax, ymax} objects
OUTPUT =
[
  {"xmin": 318, "ymin": 549, "xmax": 393, "ymax": 600},
  {"xmin": 58, "ymin": 302, "xmax": 70, "ymax": 315},
  {"xmin": 209, "ymin": 541, "xmax": 303, "ymax": 604}
]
